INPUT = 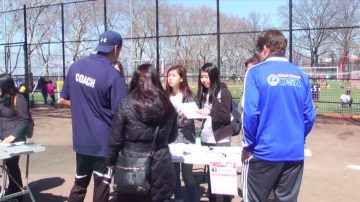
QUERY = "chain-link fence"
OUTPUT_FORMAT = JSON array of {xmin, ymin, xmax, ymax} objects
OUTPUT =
[{"xmin": 0, "ymin": 0, "xmax": 359, "ymax": 118}]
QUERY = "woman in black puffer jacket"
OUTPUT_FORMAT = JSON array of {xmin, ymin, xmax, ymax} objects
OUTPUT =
[{"xmin": 107, "ymin": 64, "xmax": 178, "ymax": 202}]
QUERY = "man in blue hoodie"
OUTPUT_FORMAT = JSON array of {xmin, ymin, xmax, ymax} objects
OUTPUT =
[
  {"xmin": 241, "ymin": 29, "xmax": 315, "ymax": 202},
  {"xmin": 60, "ymin": 31, "xmax": 127, "ymax": 202}
]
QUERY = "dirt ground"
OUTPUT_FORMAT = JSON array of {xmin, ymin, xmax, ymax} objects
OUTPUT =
[{"xmin": 15, "ymin": 105, "xmax": 360, "ymax": 202}]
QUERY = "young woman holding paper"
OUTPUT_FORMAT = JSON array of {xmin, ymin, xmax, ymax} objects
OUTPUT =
[
  {"xmin": 196, "ymin": 63, "xmax": 233, "ymax": 202},
  {"xmin": 165, "ymin": 64, "xmax": 198, "ymax": 202}
]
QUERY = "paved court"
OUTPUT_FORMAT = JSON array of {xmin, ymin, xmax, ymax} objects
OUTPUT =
[{"xmin": 14, "ymin": 105, "xmax": 360, "ymax": 202}]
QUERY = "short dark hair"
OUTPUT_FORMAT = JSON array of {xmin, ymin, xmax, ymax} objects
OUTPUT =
[
  {"xmin": 256, "ymin": 29, "xmax": 287, "ymax": 54},
  {"xmin": 245, "ymin": 55, "xmax": 261, "ymax": 68}
]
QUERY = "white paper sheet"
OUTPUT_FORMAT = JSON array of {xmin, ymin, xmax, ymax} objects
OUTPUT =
[{"xmin": 179, "ymin": 102, "xmax": 206, "ymax": 119}]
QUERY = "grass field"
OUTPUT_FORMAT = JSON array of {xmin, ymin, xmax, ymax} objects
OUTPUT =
[
  {"xmin": 189, "ymin": 80, "xmax": 360, "ymax": 117},
  {"xmin": 30, "ymin": 79, "xmax": 360, "ymax": 117}
]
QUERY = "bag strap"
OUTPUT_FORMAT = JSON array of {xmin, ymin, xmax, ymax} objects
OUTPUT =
[{"xmin": 13, "ymin": 94, "xmax": 17, "ymax": 109}]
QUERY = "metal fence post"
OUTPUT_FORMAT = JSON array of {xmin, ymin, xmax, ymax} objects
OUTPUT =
[
  {"xmin": 23, "ymin": 4, "xmax": 30, "ymax": 105},
  {"xmin": 156, "ymin": 0, "xmax": 160, "ymax": 72},
  {"xmin": 104, "ymin": 0, "xmax": 107, "ymax": 31},
  {"xmin": 61, "ymin": 3, "xmax": 66, "ymax": 80}
]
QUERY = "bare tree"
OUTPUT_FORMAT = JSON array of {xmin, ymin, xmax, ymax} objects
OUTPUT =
[
  {"xmin": 128, "ymin": 0, "xmax": 157, "ymax": 62},
  {"xmin": 190, "ymin": 6, "xmax": 217, "ymax": 64},
  {"xmin": 220, "ymin": 14, "xmax": 248, "ymax": 75},
  {"xmin": 21, "ymin": 0, "xmax": 58, "ymax": 77},
  {"xmin": 161, "ymin": 4, "xmax": 209, "ymax": 69},
  {"xmin": 35, "ymin": 5, "xmax": 61, "ymax": 77},
  {"xmin": 0, "ymin": 1, "xmax": 62, "ymax": 76},
  {"xmin": 63, "ymin": 1, "xmax": 101, "ymax": 62},
  {"xmin": 291, "ymin": 0, "xmax": 338, "ymax": 66},
  {"xmin": 242, "ymin": 11, "xmax": 272, "ymax": 55},
  {"xmin": 0, "ymin": 2, "xmax": 23, "ymax": 74},
  {"xmin": 332, "ymin": 0, "xmax": 360, "ymax": 58}
]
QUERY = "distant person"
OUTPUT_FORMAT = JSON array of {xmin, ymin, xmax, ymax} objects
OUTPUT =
[
  {"xmin": 340, "ymin": 90, "xmax": 353, "ymax": 107},
  {"xmin": 311, "ymin": 78, "xmax": 321, "ymax": 109},
  {"xmin": 38, "ymin": 77, "xmax": 48, "ymax": 104},
  {"xmin": 19, "ymin": 83, "xmax": 30, "ymax": 104},
  {"xmin": 0, "ymin": 74, "xmax": 33, "ymax": 202},
  {"xmin": 165, "ymin": 64, "xmax": 197, "ymax": 202},
  {"xmin": 231, "ymin": 73, "xmax": 237, "ymax": 83},
  {"xmin": 60, "ymin": 30, "xmax": 127, "ymax": 202},
  {"xmin": 322, "ymin": 74, "xmax": 330, "ymax": 88},
  {"xmin": 107, "ymin": 64, "xmax": 178, "ymax": 202},
  {"xmin": 326, "ymin": 74, "xmax": 330, "ymax": 81},
  {"xmin": 196, "ymin": 63, "xmax": 233, "ymax": 202},
  {"xmin": 47, "ymin": 80, "xmax": 56, "ymax": 106},
  {"xmin": 19, "ymin": 83, "xmax": 27, "ymax": 94},
  {"xmin": 241, "ymin": 29, "xmax": 316, "ymax": 202},
  {"xmin": 15, "ymin": 80, "xmax": 21, "ymax": 89}
]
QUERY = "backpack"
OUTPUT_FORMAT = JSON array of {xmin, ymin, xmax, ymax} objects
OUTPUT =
[
  {"xmin": 217, "ymin": 90, "xmax": 241, "ymax": 136},
  {"xmin": 231, "ymin": 100, "xmax": 241, "ymax": 136},
  {"xmin": 14, "ymin": 95, "xmax": 35, "ymax": 138}
]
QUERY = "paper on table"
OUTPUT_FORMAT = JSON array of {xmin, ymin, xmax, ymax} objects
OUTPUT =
[
  {"xmin": 179, "ymin": 102, "xmax": 206, "ymax": 119},
  {"xmin": 0, "ymin": 141, "xmax": 25, "ymax": 147}
]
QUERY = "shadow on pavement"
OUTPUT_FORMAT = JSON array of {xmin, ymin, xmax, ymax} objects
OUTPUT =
[
  {"xmin": 23, "ymin": 177, "xmax": 67, "ymax": 202},
  {"xmin": 31, "ymin": 105, "xmax": 72, "ymax": 119}
]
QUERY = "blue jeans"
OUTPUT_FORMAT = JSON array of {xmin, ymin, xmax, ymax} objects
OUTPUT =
[{"xmin": 174, "ymin": 162, "xmax": 197, "ymax": 202}]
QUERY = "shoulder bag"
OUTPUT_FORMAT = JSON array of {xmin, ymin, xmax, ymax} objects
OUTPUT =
[{"xmin": 114, "ymin": 126, "xmax": 160, "ymax": 195}]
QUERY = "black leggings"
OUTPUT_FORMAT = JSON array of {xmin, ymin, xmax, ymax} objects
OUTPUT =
[{"xmin": 4, "ymin": 155, "xmax": 23, "ymax": 201}]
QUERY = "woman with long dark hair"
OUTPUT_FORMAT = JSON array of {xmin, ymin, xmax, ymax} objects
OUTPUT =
[
  {"xmin": 196, "ymin": 63, "xmax": 233, "ymax": 202},
  {"xmin": 165, "ymin": 64, "xmax": 197, "ymax": 202},
  {"xmin": 107, "ymin": 64, "xmax": 178, "ymax": 202},
  {"xmin": 0, "ymin": 74, "xmax": 31, "ymax": 202}
]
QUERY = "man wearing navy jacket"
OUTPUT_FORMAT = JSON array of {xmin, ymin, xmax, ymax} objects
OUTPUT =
[
  {"xmin": 60, "ymin": 31, "xmax": 127, "ymax": 202},
  {"xmin": 241, "ymin": 30, "xmax": 315, "ymax": 202}
]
